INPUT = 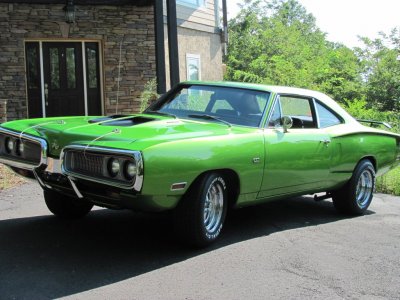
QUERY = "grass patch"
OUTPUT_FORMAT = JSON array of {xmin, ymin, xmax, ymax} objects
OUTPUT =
[
  {"xmin": 376, "ymin": 167, "xmax": 400, "ymax": 196},
  {"xmin": 0, "ymin": 164, "xmax": 26, "ymax": 191}
]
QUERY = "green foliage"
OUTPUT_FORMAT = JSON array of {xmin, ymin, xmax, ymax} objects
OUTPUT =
[
  {"xmin": 376, "ymin": 168, "xmax": 400, "ymax": 196},
  {"xmin": 356, "ymin": 28, "xmax": 400, "ymax": 112},
  {"xmin": 343, "ymin": 98, "xmax": 399, "ymax": 133},
  {"xmin": 226, "ymin": 0, "xmax": 363, "ymax": 102},
  {"xmin": 139, "ymin": 78, "xmax": 158, "ymax": 113},
  {"xmin": 226, "ymin": 0, "xmax": 400, "ymax": 113}
]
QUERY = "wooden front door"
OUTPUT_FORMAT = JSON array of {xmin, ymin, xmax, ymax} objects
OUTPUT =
[{"xmin": 25, "ymin": 41, "xmax": 102, "ymax": 118}]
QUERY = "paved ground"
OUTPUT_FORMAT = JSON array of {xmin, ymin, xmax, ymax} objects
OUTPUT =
[{"xmin": 1, "ymin": 182, "xmax": 400, "ymax": 300}]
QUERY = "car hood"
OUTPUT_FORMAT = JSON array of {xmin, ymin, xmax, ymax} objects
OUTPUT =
[{"xmin": 1, "ymin": 115, "xmax": 242, "ymax": 156}]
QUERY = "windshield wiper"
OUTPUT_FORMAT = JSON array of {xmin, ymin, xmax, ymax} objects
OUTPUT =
[
  {"xmin": 187, "ymin": 114, "xmax": 232, "ymax": 127},
  {"xmin": 145, "ymin": 110, "xmax": 177, "ymax": 119}
]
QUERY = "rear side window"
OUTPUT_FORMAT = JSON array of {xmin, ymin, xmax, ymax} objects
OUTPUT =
[{"xmin": 315, "ymin": 101, "xmax": 343, "ymax": 128}]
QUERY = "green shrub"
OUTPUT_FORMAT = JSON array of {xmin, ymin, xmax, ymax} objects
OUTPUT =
[
  {"xmin": 376, "ymin": 168, "xmax": 400, "ymax": 196},
  {"xmin": 343, "ymin": 98, "xmax": 399, "ymax": 133},
  {"xmin": 139, "ymin": 78, "xmax": 159, "ymax": 113}
]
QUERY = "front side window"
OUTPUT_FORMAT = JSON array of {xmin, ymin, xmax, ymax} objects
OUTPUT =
[
  {"xmin": 279, "ymin": 95, "xmax": 317, "ymax": 128},
  {"xmin": 151, "ymin": 85, "xmax": 270, "ymax": 127}
]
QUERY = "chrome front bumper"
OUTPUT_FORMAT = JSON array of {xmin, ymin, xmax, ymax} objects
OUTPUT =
[{"xmin": 0, "ymin": 127, "xmax": 143, "ymax": 199}]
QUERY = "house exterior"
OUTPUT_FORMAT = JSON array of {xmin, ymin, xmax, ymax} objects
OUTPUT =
[
  {"xmin": 163, "ymin": 0, "xmax": 223, "ymax": 87},
  {"xmin": 0, "ymin": 0, "xmax": 224, "ymax": 122}
]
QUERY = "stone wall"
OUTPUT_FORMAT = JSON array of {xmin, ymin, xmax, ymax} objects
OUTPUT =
[{"xmin": 0, "ymin": 3, "xmax": 156, "ymax": 120}]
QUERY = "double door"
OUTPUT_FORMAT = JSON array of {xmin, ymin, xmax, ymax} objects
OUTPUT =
[{"xmin": 25, "ymin": 41, "xmax": 102, "ymax": 117}]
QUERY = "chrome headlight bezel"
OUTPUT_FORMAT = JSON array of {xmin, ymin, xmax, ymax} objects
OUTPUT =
[
  {"xmin": 61, "ymin": 145, "xmax": 144, "ymax": 192},
  {"xmin": 0, "ymin": 127, "xmax": 48, "ymax": 170}
]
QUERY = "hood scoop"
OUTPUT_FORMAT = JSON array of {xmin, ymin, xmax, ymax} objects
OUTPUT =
[{"xmin": 89, "ymin": 115, "xmax": 155, "ymax": 127}]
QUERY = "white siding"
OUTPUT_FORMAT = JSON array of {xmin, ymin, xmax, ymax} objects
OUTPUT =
[{"xmin": 163, "ymin": 0, "xmax": 219, "ymax": 31}]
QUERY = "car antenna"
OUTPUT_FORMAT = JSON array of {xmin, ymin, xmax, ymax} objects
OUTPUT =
[{"xmin": 115, "ymin": 38, "xmax": 123, "ymax": 115}]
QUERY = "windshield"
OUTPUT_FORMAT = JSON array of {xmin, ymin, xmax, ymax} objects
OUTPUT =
[{"xmin": 151, "ymin": 85, "xmax": 271, "ymax": 127}]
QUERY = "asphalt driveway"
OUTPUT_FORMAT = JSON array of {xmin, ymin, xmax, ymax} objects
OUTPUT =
[{"xmin": 1, "ymin": 182, "xmax": 400, "ymax": 299}]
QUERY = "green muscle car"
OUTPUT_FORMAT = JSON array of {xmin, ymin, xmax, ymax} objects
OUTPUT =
[{"xmin": 1, "ymin": 81, "xmax": 399, "ymax": 247}]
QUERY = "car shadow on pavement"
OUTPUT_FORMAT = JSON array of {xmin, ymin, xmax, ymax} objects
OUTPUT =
[{"xmin": 0, "ymin": 196, "xmax": 373, "ymax": 299}]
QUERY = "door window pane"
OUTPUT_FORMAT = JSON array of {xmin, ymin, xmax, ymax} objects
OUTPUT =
[
  {"xmin": 66, "ymin": 48, "xmax": 76, "ymax": 89},
  {"xmin": 26, "ymin": 45, "xmax": 39, "ymax": 89},
  {"xmin": 86, "ymin": 47, "xmax": 98, "ymax": 89},
  {"xmin": 50, "ymin": 48, "xmax": 60, "ymax": 89},
  {"xmin": 280, "ymin": 96, "xmax": 316, "ymax": 128}
]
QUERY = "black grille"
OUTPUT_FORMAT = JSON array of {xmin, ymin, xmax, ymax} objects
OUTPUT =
[{"xmin": 68, "ymin": 151, "xmax": 104, "ymax": 176}]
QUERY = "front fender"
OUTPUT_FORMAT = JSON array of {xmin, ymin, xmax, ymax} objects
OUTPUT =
[{"xmin": 141, "ymin": 132, "xmax": 265, "ymax": 198}]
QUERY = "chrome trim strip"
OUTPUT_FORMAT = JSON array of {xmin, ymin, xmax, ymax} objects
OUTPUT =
[
  {"xmin": 0, "ymin": 127, "xmax": 48, "ymax": 170},
  {"xmin": 60, "ymin": 145, "xmax": 144, "ymax": 192},
  {"xmin": 33, "ymin": 169, "xmax": 52, "ymax": 189},
  {"xmin": 68, "ymin": 176, "xmax": 84, "ymax": 199}
]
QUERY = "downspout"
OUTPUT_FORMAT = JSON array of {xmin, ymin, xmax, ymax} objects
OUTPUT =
[
  {"xmin": 166, "ymin": 0, "xmax": 180, "ymax": 87},
  {"xmin": 154, "ymin": 0, "xmax": 166, "ymax": 94},
  {"xmin": 222, "ymin": 0, "xmax": 228, "ymax": 58}
]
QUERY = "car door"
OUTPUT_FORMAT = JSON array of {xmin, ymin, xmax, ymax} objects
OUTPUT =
[{"xmin": 258, "ymin": 94, "xmax": 332, "ymax": 199}]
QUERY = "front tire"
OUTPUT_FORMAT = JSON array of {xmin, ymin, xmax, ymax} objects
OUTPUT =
[
  {"xmin": 332, "ymin": 159, "xmax": 375, "ymax": 215},
  {"xmin": 44, "ymin": 190, "xmax": 93, "ymax": 219},
  {"xmin": 174, "ymin": 173, "xmax": 228, "ymax": 247}
]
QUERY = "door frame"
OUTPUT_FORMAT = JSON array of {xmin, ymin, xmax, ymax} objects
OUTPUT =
[{"xmin": 24, "ymin": 39, "xmax": 104, "ymax": 117}]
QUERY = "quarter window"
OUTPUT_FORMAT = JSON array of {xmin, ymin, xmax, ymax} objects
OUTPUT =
[
  {"xmin": 315, "ymin": 101, "xmax": 342, "ymax": 128},
  {"xmin": 268, "ymin": 100, "xmax": 282, "ymax": 128}
]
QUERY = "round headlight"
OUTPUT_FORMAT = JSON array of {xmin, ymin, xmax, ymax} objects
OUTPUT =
[
  {"xmin": 5, "ymin": 138, "xmax": 14, "ymax": 153},
  {"xmin": 16, "ymin": 140, "xmax": 24, "ymax": 156},
  {"xmin": 107, "ymin": 158, "xmax": 120, "ymax": 177},
  {"xmin": 124, "ymin": 161, "xmax": 137, "ymax": 180}
]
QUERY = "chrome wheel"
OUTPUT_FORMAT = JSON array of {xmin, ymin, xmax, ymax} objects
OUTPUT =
[
  {"xmin": 356, "ymin": 169, "xmax": 373, "ymax": 208},
  {"xmin": 204, "ymin": 180, "xmax": 224, "ymax": 234},
  {"xmin": 174, "ymin": 173, "xmax": 228, "ymax": 247},
  {"xmin": 332, "ymin": 159, "xmax": 375, "ymax": 215}
]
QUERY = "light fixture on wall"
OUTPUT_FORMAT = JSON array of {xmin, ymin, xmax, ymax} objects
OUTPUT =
[{"xmin": 64, "ymin": 0, "xmax": 75, "ymax": 23}]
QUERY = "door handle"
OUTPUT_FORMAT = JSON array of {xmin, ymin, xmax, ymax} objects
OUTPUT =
[
  {"xmin": 320, "ymin": 139, "xmax": 331, "ymax": 145},
  {"xmin": 44, "ymin": 83, "xmax": 49, "ymax": 106}
]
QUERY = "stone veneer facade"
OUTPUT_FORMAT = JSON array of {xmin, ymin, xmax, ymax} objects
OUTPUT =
[{"xmin": 0, "ymin": 3, "xmax": 156, "ymax": 121}]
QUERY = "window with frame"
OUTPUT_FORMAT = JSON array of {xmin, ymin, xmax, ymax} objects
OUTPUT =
[
  {"xmin": 186, "ymin": 54, "xmax": 201, "ymax": 81},
  {"xmin": 177, "ymin": 0, "xmax": 206, "ymax": 8}
]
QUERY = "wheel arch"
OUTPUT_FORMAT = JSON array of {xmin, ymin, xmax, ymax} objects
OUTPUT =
[
  {"xmin": 360, "ymin": 155, "xmax": 377, "ymax": 172},
  {"xmin": 186, "ymin": 168, "xmax": 240, "ymax": 209}
]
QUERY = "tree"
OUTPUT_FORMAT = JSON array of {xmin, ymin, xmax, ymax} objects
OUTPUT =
[
  {"xmin": 356, "ymin": 28, "xmax": 400, "ymax": 112},
  {"xmin": 225, "ymin": 0, "xmax": 363, "ymax": 102}
]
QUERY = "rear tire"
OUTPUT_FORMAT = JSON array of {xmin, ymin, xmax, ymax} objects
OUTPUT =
[
  {"xmin": 174, "ymin": 173, "xmax": 228, "ymax": 247},
  {"xmin": 332, "ymin": 159, "xmax": 375, "ymax": 215},
  {"xmin": 44, "ymin": 190, "xmax": 93, "ymax": 219}
]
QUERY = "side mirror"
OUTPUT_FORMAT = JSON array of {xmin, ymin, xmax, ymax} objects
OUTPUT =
[{"xmin": 281, "ymin": 115, "xmax": 293, "ymax": 133}]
